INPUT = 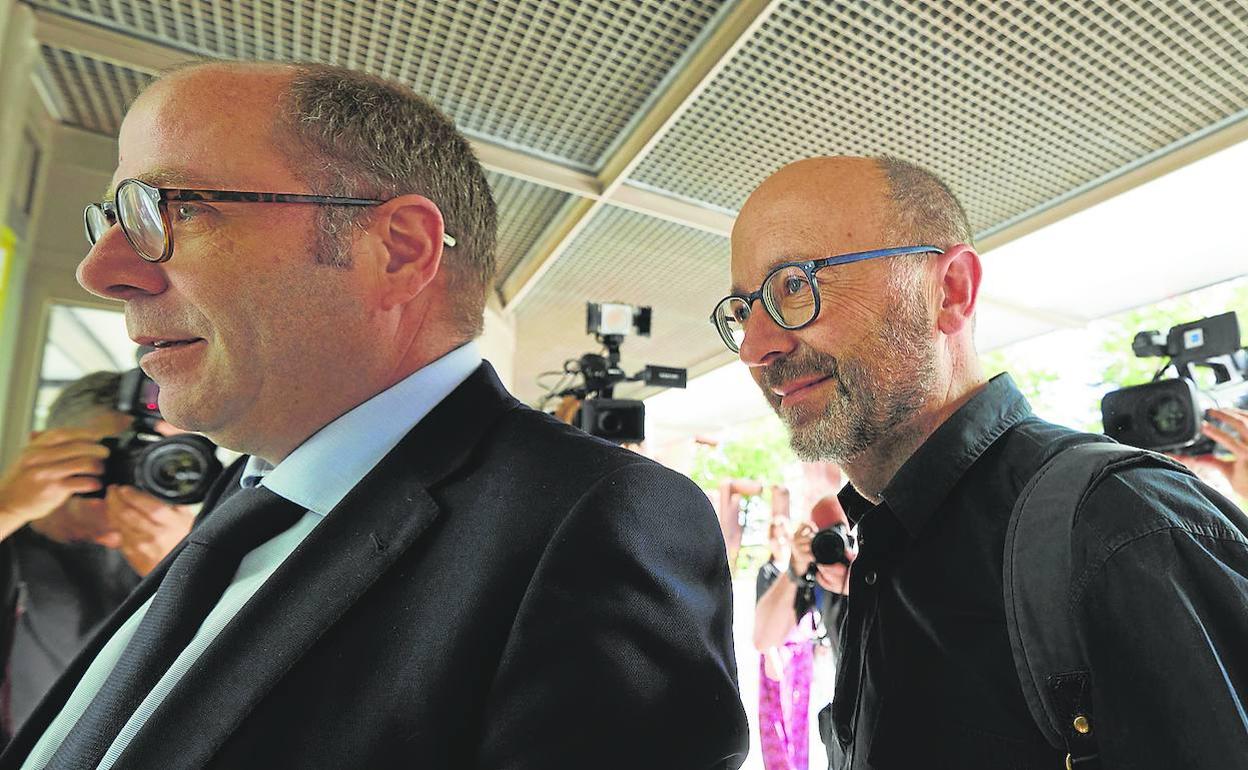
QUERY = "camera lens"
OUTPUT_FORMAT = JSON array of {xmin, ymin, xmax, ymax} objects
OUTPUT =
[
  {"xmin": 134, "ymin": 434, "xmax": 223, "ymax": 504},
  {"xmin": 811, "ymin": 524, "xmax": 854, "ymax": 565},
  {"xmin": 1147, "ymin": 394, "xmax": 1188, "ymax": 438},
  {"xmin": 597, "ymin": 412, "xmax": 623, "ymax": 434}
]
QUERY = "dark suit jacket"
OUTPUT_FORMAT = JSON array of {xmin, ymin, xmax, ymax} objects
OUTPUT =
[{"xmin": 3, "ymin": 363, "xmax": 748, "ymax": 769}]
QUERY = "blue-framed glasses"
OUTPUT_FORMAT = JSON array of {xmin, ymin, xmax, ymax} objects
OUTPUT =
[{"xmin": 710, "ymin": 245, "xmax": 943, "ymax": 353}]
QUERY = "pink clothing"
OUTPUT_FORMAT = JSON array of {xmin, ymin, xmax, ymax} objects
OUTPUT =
[{"xmin": 758, "ymin": 636, "xmax": 814, "ymax": 770}]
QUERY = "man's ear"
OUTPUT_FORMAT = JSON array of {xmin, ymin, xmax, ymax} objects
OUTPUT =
[
  {"xmin": 368, "ymin": 194, "xmax": 447, "ymax": 310},
  {"xmin": 934, "ymin": 244, "xmax": 981, "ymax": 336}
]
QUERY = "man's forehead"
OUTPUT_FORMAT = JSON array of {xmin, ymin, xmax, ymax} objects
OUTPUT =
[{"xmin": 106, "ymin": 70, "xmax": 292, "ymax": 201}]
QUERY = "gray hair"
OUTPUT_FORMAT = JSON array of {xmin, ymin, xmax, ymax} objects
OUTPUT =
[
  {"xmin": 876, "ymin": 156, "xmax": 973, "ymax": 251},
  {"xmin": 278, "ymin": 64, "xmax": 498, "ymax": 339},
  {"xmin": 46, "ymin": 371, "xmax": 121, "ymax": 429}
]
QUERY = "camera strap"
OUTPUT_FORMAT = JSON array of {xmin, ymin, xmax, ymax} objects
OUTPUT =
[{"xmin": 1003, "ymin": 441, "xmax": 1195, "ymax": 770}]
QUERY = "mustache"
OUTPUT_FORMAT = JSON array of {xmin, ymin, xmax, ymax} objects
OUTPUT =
[{"xmin": 759, "ymin": 348, "xmax": 840, "ymax": 393}]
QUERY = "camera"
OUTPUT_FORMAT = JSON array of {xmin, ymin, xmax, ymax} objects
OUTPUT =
[
  {"xmin": 83, "ymin": 367, "xmax": 224, "ymax": 504},
  {"xmin": 1101, "ymin": 312, "xmax": 1248, "ymax": 455},
  {"xmin": 811, "ymin": 523, "xmax": 856, "ymax": 566},
  {"xmin": 543, "ymin": 302, "xmax": 687, "ymax": 443}
]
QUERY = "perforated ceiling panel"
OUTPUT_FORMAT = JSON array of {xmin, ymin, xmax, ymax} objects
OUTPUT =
[
  {"xmin": 26, "ymin": 0, "xmax": 1248, "ymax": 415},
  {"xmin": 29, "ymin": 0, "xmax": 726, "ymax": 167},
  {"xmin": 512, "ymin": 205, "xmax": 730, "ymax": 404},
  {"xmin": 486, "ymin": 171, "xmax": 573, "ymax": 286},
  {"xmin": 630, "ymin": 0, "xmax": 1248, "ymax": 234},
  {"xmin": 36, "ymin": 45, "xmax": 154, "ymax": 134}
]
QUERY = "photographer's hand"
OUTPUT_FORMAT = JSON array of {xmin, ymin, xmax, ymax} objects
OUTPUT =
[
  {"xmin": 105, "ymin": 485, "xmax": 194, "ymax": 576},
  {"xmin": 1199, "ymin": 407, "xmax": 1248, "ymax": 501},
  {"xmin": 0, "ymin": 429, "xmax": 110, "ymax": 540},
  {"xmin": 814, "ymin": 562, "xmax": 851, "ymax": 595},
  {"xmin": 790, "ymin": 521, "xmax": 816, "ymax": 576}
]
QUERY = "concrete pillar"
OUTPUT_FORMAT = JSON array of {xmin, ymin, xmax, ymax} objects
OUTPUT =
[{"xmin": 0, "ymin": 5, "xmax": 39, "ymax": 466}]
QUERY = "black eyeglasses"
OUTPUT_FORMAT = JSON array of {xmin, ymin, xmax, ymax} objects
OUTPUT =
[
  {"xmin": 84, "ymin": 178, "xmax": 457, "ymax": 263},
  {"xmin": 709, "ymin": 245, "xmax": 943, "ymax": 353}
]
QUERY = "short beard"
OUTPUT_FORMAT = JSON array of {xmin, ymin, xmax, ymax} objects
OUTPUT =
[{"xmin": 763, "ymin": 287, "xmax": 938, "ymax": 463}]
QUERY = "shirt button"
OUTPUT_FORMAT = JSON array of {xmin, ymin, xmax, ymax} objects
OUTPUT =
[{"xmin": 863, "ymin": 570, "xmax": 878, "ymax": 586}]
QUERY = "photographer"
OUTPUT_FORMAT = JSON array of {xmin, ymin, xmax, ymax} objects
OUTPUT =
[
  {"xmin": 0, "ymin": 372, "xmax": 192, "ymax": 743},
  {"xmin": 754, "ymin": 497, "xmax": 850, "ymax": 770}
]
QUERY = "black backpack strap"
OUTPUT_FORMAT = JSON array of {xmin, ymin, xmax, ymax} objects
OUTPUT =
[{"xmin": 1003, "ymin": 441, "xmax": 1194, "ymax": 768}]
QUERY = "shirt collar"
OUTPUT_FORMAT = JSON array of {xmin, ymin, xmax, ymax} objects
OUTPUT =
[
  {"xmin": 239, "ymin": 342, "xmax": 483, "ymax": 514},
  {"xmin": 839, "ymin": 373, "xmax": 1033, "ymax": 538}
]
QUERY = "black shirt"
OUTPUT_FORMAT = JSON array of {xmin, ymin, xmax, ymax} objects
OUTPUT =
[{"xmin": 831, "ymin": 374, "xmax": 1248, "ymax": 769}]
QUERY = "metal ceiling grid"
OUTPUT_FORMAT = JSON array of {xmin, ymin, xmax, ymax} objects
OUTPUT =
[
  {"xmin": 28, "ymin": 0, "xmax": 727, "ymax": 168},
  {"xmin": 511, "ymin": 204, "xmax": 730, "ymax": 403},
  {"xmin": 486, "ymin": 170, "xmax": 573, "ymax": 285},
  {"xmin": 37, "ymin": 45, "xmax": 154, "ymax": 134},
  {"xmin": 629, "ymin": 0, "xmax": 1248, "ymax": 235}
]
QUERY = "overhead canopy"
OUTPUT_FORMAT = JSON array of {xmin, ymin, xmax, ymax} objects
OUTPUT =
[{"xmin": 19, "ymin": 0, "xmax": 1248, "ymax": 407}]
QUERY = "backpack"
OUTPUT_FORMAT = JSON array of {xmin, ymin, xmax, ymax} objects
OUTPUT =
[{"xmin": 1003, "ymin": 441, "xmax": 1197, "ymax": 769}]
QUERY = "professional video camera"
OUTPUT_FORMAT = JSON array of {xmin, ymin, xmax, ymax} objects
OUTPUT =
[
  {"xmin": 544, "ymin": 302, "xmax": 687, "ymax": 443},
  {"xmin": 82, "ymin": 366, "xmax": 224, "ymax": 504},
  {"xmin": 1101, "ymin": 311, "xmax": 1248, "ymax": 455}
]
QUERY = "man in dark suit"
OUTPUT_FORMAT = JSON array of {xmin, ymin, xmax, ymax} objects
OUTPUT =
[{"xmin": 3, "ymin": 61, "xmax": 747, "ymax": 769}]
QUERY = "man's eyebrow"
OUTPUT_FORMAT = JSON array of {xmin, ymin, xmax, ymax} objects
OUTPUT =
[
  {"xmin": 729, "ymin": 255, "xmax": 810, "ymax": 294},
  {"xmin": 102, "ymin": 169, "xmax": 225, "ymax": 203}
]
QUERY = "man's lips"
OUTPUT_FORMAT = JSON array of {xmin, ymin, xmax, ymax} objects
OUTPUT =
[
  {"xmin": 133, "ymin": 335, "xmax": 204, "ymax": 349},
  {"xmin": 771, "ymin": 374, "xmax": 834, "ymax": 399}
]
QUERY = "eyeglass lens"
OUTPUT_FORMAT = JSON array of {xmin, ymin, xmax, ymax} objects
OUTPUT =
[
  {"xmin": 712, "ymin": 265, "xmax": 820, "ymax": 352},
  {"xmin": 762, "ymin": 265, "xmax": 817, "ymax": 327},
  {"xmin": 84, "ymin": 205, "xmax": 111, "ymax": 244},
  {"xmin": 116, "ymin": 181, "xmax": 166, "ymax": 261},
  {"xmin": 714, "ymin": 297, "xmax": 750, "ymax": 353}
]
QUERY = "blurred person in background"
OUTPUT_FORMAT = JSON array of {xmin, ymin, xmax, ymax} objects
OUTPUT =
[
  {"xmin": 0, "ymin": 372, "xmax": 192, "ymax": 744},
  {"xmin": 754, "ymin": 498, "xmax": 849, "ymax": 770}
]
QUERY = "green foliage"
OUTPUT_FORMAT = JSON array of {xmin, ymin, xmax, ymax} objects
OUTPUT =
[
  {"xmin": 1094, "ymin": 284, "xmax": 1248, "ymax": 391},
  {"xmin": 689, "ymin": 415, "xmax": 796, "ymax": 493},
  {"xmin": 980, "ymin": 347, "xmax": 1076, "ymax": 425}
]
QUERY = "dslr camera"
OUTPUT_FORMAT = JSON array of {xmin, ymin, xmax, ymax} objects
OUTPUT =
[
  {"xmin": 811, "ymin": 523, "xmax": 856, "ymax": 566},
  {"xmin": 83, "ymin": 367, "xmax": 224, "ymax": 504},
  {"xmin": 548, "ymin": 302, "xmax": 687, "ymax": 443},
  {"xmin": 1101, "ymin": 312, "xmax": 1248, "ymax": 455}
]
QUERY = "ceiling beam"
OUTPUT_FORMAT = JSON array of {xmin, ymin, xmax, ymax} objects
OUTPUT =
[
  {"xmin": 472, "ymin": 139, "xmax": 601, "ymax": 199},
  {"xmin": 32, "ymin": 8, "xmax": 197, "ymax": 74},
  {"xmin": 500, "ymin": 0, "xmax": 783, "ymax": 309},
  {"xmin": 607, "ymin": 183, "xmax": 735, "ymax": 238}
]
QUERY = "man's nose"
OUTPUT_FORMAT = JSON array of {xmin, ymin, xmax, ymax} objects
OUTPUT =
[
  {"xmin": 77, "ymin": 225, "xmax": 168, "ymax": 300},
  {"xmin": 738, "ymin": 303, "xmax": 797, "ymax": 367}
]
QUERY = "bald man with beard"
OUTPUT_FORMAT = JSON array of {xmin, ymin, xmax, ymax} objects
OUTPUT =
[{"xmin": 712, "ymin": 155, "xmax": 1248, "ymax": 769}]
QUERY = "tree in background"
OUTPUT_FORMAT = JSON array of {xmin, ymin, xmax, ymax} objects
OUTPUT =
[{"xmin": 691, "ymin": 417, "xmax": 796, "ymax": 575}]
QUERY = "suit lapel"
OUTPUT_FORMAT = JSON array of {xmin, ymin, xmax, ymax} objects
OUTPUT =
[
  {"xmin": 0, "ymin": 457, "xmax": 251, "ymax": 766},
  {"xmin": 113, "ymin": 363, "xmax": 521, "ymax": 767},
  {"xmin": 0, "ymin": 550, "xmax": 176, "ymax": 768}
]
